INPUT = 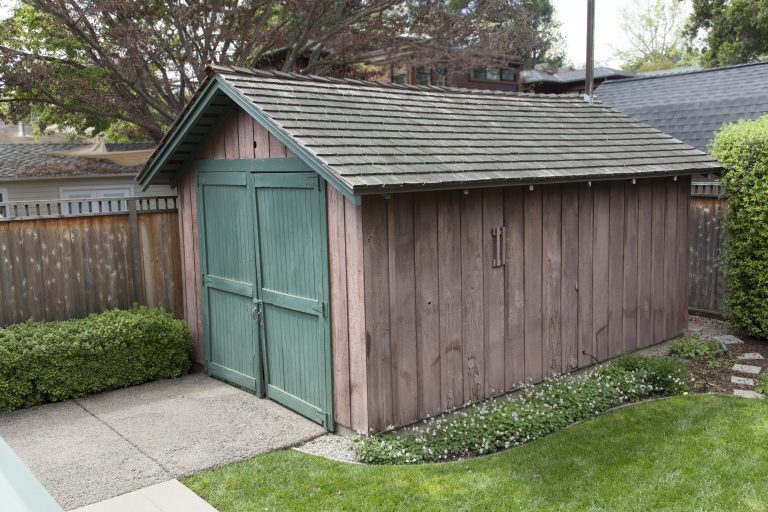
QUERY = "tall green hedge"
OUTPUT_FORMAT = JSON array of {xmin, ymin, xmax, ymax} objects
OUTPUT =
[
  {"xmin": 711, "ymin": 114, "xmax": 768, "ymax": 338},
  {"xmin": 0, "ymin": 307, "xmax": 192, "ymax": 413}
]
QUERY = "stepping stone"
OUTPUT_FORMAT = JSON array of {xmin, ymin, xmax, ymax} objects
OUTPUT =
[
  {"xmin": 733, "ymin": 389, "xmax": 765, "ymax": 399},
  {"xmin": 738, "ymin": 352, "xmax": 765, "ymax": 360},
  {"xmin": 715, "ymin": 335, "xmax": 744, "ymax": 345},
  {"xmin": 732, "ymin": 364, "xmax": 762, "ymax": 375},
  {"xmin": 731, "ymin": 375, "xmax": 755, "ymax": 386}
]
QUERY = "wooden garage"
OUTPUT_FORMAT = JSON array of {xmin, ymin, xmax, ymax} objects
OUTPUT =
[{"xmin": 138, "ymin": 66, "xmax": 720, "ymax": 433}]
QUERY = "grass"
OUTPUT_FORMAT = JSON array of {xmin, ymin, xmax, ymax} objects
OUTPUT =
[{"xmin": 184, "ymin": 395, "xmax": 768, "ymax": 512}]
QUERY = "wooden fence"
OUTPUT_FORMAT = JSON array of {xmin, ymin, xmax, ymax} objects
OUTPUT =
[
  {"xmin": 688, "ymin": 182, "xmax": 725, "ymax": 316},
  {"xmin": 0, "ymin": 197, "xmax": 182, "ymax": 327}
]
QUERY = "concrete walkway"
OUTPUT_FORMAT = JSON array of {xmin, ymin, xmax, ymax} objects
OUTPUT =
[{"xmin": 0, "ymin": 373, "xmax": 325, "ymax": 510}]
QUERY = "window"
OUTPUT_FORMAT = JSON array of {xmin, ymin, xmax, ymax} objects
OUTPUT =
[
  {"xmin": 0, "ymin": 188, "xmax": 7, "ymax": 218},
  {"xmin": 472, "ymin": 67, "xmax": 518, "ymax": 82},
  {"xmin": 414, "ymin": 66, "xmax": 432, "ymax": 86},
  {"xmin": 392, "ymin": 65, "xmax": 408, "ymax": 84},
  {"xmin": 60, "ymin": 185, "xmax": 133, "ymax": 213}
]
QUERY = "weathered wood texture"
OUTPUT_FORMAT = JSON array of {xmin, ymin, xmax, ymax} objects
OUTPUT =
[
  {"xmin": 327, "ymin": 187, "xmax": 370, "ymax": 433},
  {"xmin": 354, "ymin": 177, "xmax": 690, "ymax": 432},
  {"xmin": 0, "ymin": 209, "xmax": 183, "ymax": 327},
  {"xmin": 688, "ymin": 194, "xmax": 725, "ymax": 315},
  {"xmin": 175, "ymin": 106, "xmax": 291, "ymax": 364}
]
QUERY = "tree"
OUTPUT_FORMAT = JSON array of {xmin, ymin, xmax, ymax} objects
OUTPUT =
[
  {"xmin": 0, "ymin": 0, "xmax": 564, "ymax": 141},
  {"xmin": 613, "ymin": 0, "xmax": 696, "ymax": 72},
  {"xmin": 685, "ymin": 0, "xmax": 768, "ymax": 67}
]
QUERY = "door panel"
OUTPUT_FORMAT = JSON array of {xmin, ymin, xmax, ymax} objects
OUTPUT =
[
  {"xmin": 253, "ymin": 172, "xmax": 332, "ymax": 427},
  {"xmin": 197, "ymin": 171, "xmax": 260, "ymax": 393}
]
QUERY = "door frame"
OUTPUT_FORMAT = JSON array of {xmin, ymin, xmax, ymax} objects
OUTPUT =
[{"xmin": 195, "ymin": 158, "xmax": 334, "ymax": 430}]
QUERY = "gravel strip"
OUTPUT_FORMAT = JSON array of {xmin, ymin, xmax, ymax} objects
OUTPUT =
[
  {"xmin": 293, "ymin": 434, "xmax": 360, "ymax": 464},
  {"xmin": 688, "ymin": 315, "xmax": 732, "ymax": 340}
]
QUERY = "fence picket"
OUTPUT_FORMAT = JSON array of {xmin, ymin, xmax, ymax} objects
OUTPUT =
[{"xmin": 0, "ymin": 197, "xmax": 182, "ymax": 326}]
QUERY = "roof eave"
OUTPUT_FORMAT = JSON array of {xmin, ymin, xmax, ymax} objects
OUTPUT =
[{"xmin": 348, "ymin": 166, "xmax": 723, "ymax": 196}]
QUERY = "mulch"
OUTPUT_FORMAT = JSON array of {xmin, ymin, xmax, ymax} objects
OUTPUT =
[{"xmin": 689, "ymin": 337, "xmax": 768, "ymax": 394}]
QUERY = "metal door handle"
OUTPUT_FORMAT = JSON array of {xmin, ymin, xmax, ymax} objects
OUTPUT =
[{"xmin": 252, "ymin": 299, "xmax": 264, "ymax": 324}]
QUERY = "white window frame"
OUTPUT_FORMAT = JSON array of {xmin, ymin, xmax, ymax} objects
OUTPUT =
[{"xmin": 60, "ymin": 184, "xmax": 134, "ymax": 213}]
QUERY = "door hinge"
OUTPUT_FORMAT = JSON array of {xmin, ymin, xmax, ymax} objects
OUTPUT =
[{"xmin": 311, "ymin": 301, "xmax": 326, "ymax": 317}]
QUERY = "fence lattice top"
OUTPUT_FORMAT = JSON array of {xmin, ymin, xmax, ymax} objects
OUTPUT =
[{"xmin": 0, "ymin": 196, "xmax": 177, "ymax": 220}]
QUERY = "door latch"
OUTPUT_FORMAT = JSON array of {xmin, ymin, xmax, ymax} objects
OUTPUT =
[{"xmin": 252, "ymin": 298, "xmax": 264, "ymax": 325}]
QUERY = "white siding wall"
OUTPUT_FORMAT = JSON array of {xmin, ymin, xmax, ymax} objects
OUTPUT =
[{"xmin": 0, "ymin": 176, "xmax": 174, "ymax": 203}]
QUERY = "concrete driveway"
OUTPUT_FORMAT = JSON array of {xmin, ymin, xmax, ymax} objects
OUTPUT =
[{"xmin": 0, "ymin": 373, "xmax": 325, "ymax": 510}]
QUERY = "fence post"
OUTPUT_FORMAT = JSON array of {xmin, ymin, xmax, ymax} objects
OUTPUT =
[{"xmin": 127, "ymin": 198, "xmax": 145, "ymax": 305}]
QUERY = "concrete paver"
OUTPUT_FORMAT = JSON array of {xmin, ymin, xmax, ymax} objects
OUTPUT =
[
  {"xmin": 0, "ymin": 373, "xmax": 325, "ymax": 510},
  {"xmin": 72, "ymin": 480, "xmax": 216, "ymax": 512},
  {"xmin": 731, "ymin": 376, "xmax": 756, "ymax": 386},
  {"xmin": 714, "ymin": 335, "xmax": 744, "ymax": 345},
  {"xmin": 733, "ymin": 389, "xmax": 766, "ymax": 399},
  {"xmin": 732, "ymin": 364, "xmax": 762, "ymax": 375}
]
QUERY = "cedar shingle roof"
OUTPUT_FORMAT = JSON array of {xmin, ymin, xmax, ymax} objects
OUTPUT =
[
  {"xmin": 596, "ymin": 61, "xmax": 768, "ymax": 152},
  {"xmin": 141, "ymin": 66, "xmax": 721, "ymax": 194}
]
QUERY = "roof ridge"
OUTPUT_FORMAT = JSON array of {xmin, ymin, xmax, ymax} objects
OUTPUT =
[
  {"xmin": 601, "ymin": 59, "xmax": 768, "ymax": 85},
  {"xmin": 206, "ymin": 64, "xmax": 579, "ymax": 99}
]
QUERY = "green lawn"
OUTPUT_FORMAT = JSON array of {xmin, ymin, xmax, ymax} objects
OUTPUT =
[{"xmin": 185, "ymin": 395, "xmax": 768, "ymax": 512}]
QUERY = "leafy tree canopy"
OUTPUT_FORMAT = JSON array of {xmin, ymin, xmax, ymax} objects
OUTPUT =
[
  {"xmin": 614, "ymin": 0, "xmax": 698, "ymax": 72},
  {"xmin": 685, "ymin": 0, "xmax": 768, "ymax": 67},
  {"xmin": 1, "ymin": 0, "xmax": 564, "ymax": 141}
]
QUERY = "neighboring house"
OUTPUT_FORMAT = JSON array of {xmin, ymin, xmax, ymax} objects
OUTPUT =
[
  {"xmin": 0, "ymin": 142, "xmax": 172, "ymax": 208},
  {"xmin": 596, "ymin": 61, "xmax": 768, "ymax": 153},
  {"xmin": 522, "ymin": 64, "xmax": 634, "ymax": 94},
  {"xmin": 139, "ymin": 66, "xmax": 719, "ymax": 434},
  {"xmin": 361, "ymin": 48, "xmax": 523, "ymax": 91},
  {"xmin": 256, "ymin": 40, "xmax": 524, "ymax": 91}
]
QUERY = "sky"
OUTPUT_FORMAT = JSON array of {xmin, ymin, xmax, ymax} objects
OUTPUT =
[{"xmin": 551, "ymin": 0, "xmax": 637, "ymax": 69}]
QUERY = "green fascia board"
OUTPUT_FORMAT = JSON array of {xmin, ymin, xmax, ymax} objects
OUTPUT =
[
  {"xmin": 139, "ymin": 75, "xmax": 361, "ymax": 205},
  {"xmin": 138, "ymin": 78, "xmax": 222, "ymax": 190}
]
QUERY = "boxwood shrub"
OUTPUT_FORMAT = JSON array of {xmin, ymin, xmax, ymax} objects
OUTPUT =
[
  {"xmin": 353, "ymin": 355, "xmax": 690, "ymax": 464},
  {"xmin": 711, "ymin": 114, "xmax": 768, "ymax": 338},
  {"xmin": 0, "ymin": 307, "xmax": 192, "ymax": 413}
]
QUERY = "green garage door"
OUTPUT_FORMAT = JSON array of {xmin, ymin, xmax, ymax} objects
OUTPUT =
[
  {"xmin": 197, "ymin": 165, "xmax": 332, "ymax": 429},
  {"xmin": 253, "ymin": 172, "xmax": 333, "ymax": 428},
  {"xmin": 197, "ymin": 171, "xmax": 261, "ymax": 393}
]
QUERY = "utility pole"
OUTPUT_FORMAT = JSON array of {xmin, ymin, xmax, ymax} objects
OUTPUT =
[{"xmin": 585, "ymin": 0, "xmax": 595, "ymax": 104}]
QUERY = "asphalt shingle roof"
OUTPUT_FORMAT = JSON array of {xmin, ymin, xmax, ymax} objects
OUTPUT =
[
  {"xmin": 0, "ymin": 142, "xmax": 155, "ymax": 179},
  {"xmin": 142, "ymin": 66, "xmax": 720, "ymax": 193},
  {"xmin": 596, "ymin": 61, "xmax": 768, "ymax": 152}
]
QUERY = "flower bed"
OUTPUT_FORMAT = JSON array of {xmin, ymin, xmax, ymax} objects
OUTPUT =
[{"xmin": 353, "ymin": 355, "xmax": 689, "ymax": 465}]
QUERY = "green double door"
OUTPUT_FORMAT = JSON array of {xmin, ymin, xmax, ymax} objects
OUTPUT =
[{"xmin": 197, "ymin": 166, "xmax": 333, "ymax": 429}]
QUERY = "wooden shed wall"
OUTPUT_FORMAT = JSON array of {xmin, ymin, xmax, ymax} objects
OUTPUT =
[
  {"xmin": 337, "ymin": 176, "xmax": 690, "ymax": 433},
  {"xmin": 175, "ymin": 106, "xmax": 292, "ymax": 364}
]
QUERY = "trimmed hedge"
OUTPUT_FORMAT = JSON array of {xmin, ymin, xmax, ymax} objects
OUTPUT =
[
  {"xmin": 0, "ymin": 307, "xmax": 192, "ymax": 413},
  {"xmin": 353, "ymin": 355, "xmax": 690, "ymax": 464},
  {"xmin": 711, "ymin": 115, "xmax": 768, "ymax": 338}
]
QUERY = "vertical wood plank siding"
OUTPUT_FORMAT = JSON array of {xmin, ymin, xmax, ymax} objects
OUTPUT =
[
  {"xmin": 687, "ymin": 195, "xmax": 725, "ymax": 315},
  {"xmin": 175, "ymin": 106, "xmax": 290, "ymax": 365},
  {"xmin": 357, "ymin": 177, "xmax": 691, "ymax": 432}
]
